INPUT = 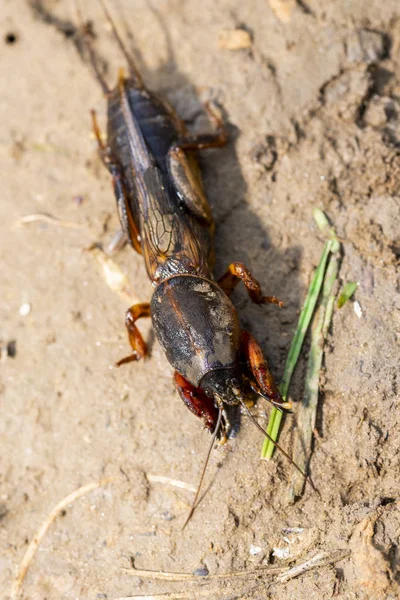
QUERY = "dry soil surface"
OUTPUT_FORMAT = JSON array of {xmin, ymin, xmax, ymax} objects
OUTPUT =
[{"xmin": 1, "ymin": 1, "xmax": 400, "ymax": 599}]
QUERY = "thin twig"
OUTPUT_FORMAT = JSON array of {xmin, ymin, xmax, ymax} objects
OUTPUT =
[
  {"xmin": 123, "ymin": 564, "xmax": 286, "ymax": 582},
  {"xmin": 121, "ymin": 549, "xmax": 350, "ymax": 599},
  {"xmin": 113, "ymin": 585, "xmax": 263, "ymax": 600},
  {"xmin": 114, "ymin": 594, "xmax": 192, "ymax": 599},
  {"xmin": 16, "ymin": 212, "xmax": 87, "ymax": 230},
  {"xmin": 277, "ymin": 550, "xmax": 350, "ymax": 583},
  {"xmin": 116, "ymin": 585, "xmax": 265, "ymax": 600},
  {"xmin": 113, "ymin": 593, "xmax": 203, "ymax": 599},
  {"xmin": 10, "ymin": 478, "xmax": 114, "ymax": 600},
  {"xmin": 147, "ymin": 474, "xmax": 197, "ymax": 493}
]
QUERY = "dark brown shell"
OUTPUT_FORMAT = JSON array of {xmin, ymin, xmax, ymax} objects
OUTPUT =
[{"xmin": 151, "ymin": 275, "xmax": 241, "ymax": 386}]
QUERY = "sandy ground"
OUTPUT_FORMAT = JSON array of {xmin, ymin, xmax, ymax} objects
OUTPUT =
[{"xmin": 1, "ymin": 0, "xmax": 400, "ymax": 598}]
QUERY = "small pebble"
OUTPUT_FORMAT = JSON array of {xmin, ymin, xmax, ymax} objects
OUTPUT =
[
  {"xmin": 268, "ymin": 0, "xmax": 296, "ymax": 23},
  {"xmin": 7, "ymin": 340, "xmax": 17, "ymax": 358},
  {"xmin": 250, "ymin": 544, "xmax": 262, "ymax": 555},
  {"xmin": 364, "ymin": 96, "xmax": 397, "ymax": 128},
  {"xmin": 354, "ymin": 300, "xmax": 363, "ymax": 319},
  {"xmin": 282, "ymin": 527, "xmax": 304, "ymax": 534},
  {"xmin": 218, "ymin": 29, "xmax": 252, "ymax": 50},
  {"xmin": 346, "ymin": 29, "xmax": 387, "ymax": 63},
  {"xmin": 0, "ymin": 504, "xmax": 8, "ymax": 520},
  {"xmin": 19, "ymin": 302, "xmax": 31, "ymax": 316},
  {"xmin": 161, "ymin": 511, "xmax": 175, "ymax": 521},
  {"xmin": 193, "ymin": 566, "xmax": 209, "ymax": 577},
  {"xmin": 272, "ymin": 546, "xmax": 291, "ymax": 559}
]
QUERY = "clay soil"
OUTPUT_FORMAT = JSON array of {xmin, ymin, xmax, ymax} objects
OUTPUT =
[{"xmin": 1, "ymin": 1, "xmax": 400, "ymax": 599}]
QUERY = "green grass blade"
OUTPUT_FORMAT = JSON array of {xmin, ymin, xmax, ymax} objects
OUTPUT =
[
  {"xmin": 337, "ymin": 281, "xmax": 358, "ymax": 308},
  {"xmin": 287, "ymin": 249, "xmax": 340, "ymax": 501},
  {"xmin": 313, "ymin": 207, "xmax": 330, "ymax": 231},
  {"xmin": 313, "ymin": 208, "xmax": 340, "ymax": 253},
  {"xmin": 261, "ymin": 239, "xmax": 333, "ymax": 459}
]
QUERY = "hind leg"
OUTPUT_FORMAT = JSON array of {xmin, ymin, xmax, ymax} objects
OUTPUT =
[
  {"xmin": 167, "ymin": 146, "xmax": 214, "ymax": 226},
  {"xmin": 167, "ymin": 103, "xmax": 227, "ymax": 227},
  {"xmin": 111, "ymin": 167, "xmax": 142, "ymax": 255},
  {"xmin": 172, "ymin": 102, "xmax": 227, "ymax": 151},
  {"xmin": 91, "ymin": 109, "xmax": 111, "ymax": 164},
  {"xmin": 92, "ymin": 110, "xmax": 142, "ymax": 254}
]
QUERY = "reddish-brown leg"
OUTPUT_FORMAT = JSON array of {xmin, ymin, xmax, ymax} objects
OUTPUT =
[
  {"xmin": 92, "ymin": 110, "xmax": 142, "ymax": 255},
  {"xmin": 174, "ymin": 372, "xmax": 219, "ymax": 433},
  {"xmin": 218, "ymin": 262, "xmax": 283, "ymax": 306},
  {"xmin": 91, "ymin": 109, "xmax": 109, "ymax": 159},
  {"xmin": 116, "ymin": 303, "xmax": 150, "ymax": 366},
  {"xmin": 241, "ymin": 331, "xmax": 287, "ymax": 408},
  {"xmin": 172, "ymin": 102, "xmax": 227, "ymax": 151},
  {"xmin": 117, "ymin": 177, "xmax": 142, "ymax": 255}
]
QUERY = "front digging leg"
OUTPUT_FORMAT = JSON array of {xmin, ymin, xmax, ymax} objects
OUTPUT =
[
  {"xmin": 241, "ymin": 330, "xmax": 290, "ymax": 409},
  {"xmin": 174, "ymin": 372, "xmax": 225, "ymax": 437}
]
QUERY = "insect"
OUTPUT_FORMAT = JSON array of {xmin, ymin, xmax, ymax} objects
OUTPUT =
[{"xmin": 78, "ymin": 1, "xmax": 309, "ymax": 522}]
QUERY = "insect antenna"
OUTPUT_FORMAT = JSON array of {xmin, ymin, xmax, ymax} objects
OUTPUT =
[
  {"xmin": 239, "ymin": 399, "xmax": 320, "ymax": 496},
  {"xmin": 74, "ymin": 0, "xmax": 110, "ymax": 94},
  {"xmin": 182, "ymin": 409, "xmax": 223, "ymax": 530},
  {"xmin": 252, "ymin": 384, "xmax": 293, "ymax": 411},
  {"xmin": 98, "ymin": 0, "xmax": 143, "ymax": 87}
]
